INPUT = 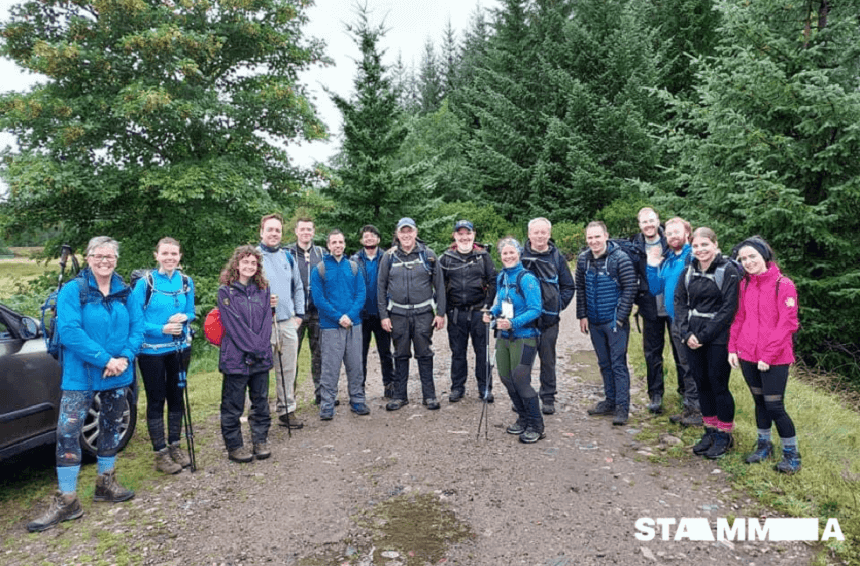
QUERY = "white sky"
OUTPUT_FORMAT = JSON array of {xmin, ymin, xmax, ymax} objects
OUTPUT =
[{"xmin": 0, "ymin": 0, "xmax": 499, "ymax": 170}]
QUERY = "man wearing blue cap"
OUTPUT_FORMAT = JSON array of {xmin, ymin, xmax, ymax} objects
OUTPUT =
[
  {"xmin": 439, "ymin": 220, "xmax": 497, "ymax": 403},
  {"xmin": 377, "ymin": 218, "xmax": 446, "ymax": 411}
]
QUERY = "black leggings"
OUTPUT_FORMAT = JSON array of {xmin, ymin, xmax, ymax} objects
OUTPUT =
[
  {"xmin": 685, "ymin": 342, "xmax": 734, "ymax": 424},
  {"xmin": 740, "ymin": 360, "xmax": 796, "ymax": 438},
  {"xmin": 138, "ymin": 351, "xmax": 187, "ymax": 450}
]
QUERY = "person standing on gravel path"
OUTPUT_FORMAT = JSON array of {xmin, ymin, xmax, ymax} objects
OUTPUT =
[
  {"xmin": 377, "ymin": 218, "xmax": 446, "ymax": 411},
  {"xmin": 351, "ymin": 224, "xmax": 395, "ymax": 397},
  {"xmin": 576, "ymin": 221, "xmax": 637, "ymax": 426},
  {"xmin": 674, "ymin": 227, "xmax": 740, "ymax": 460},
  {"xmin": 217, "ymin": 246, "xmax": 273, "ymax": 464},
  {"xmin": 439, "ymin": 219, "xmax": 497, "ymax": 404},
  {"xmin": 311, "ymin": 230, "xmax": 368, "ymax": 420},
  {"xmin": 484, "ymin": 237, "xmax": 544, "ymax": 443},
  {"xmin": 520, "ymin": 217, "xmax": 575, "ymax": 416},
  {"xmin": 645, "ymin": 217, "xmax": 701, "ymax": 427},
  {"xmin": 258, "ymin": 213, "xmax": 306, "ymax": 431},
  {"xmin": 286, "ymin": 218, "xmax": 328, "ymax": 405},
  {"xmin": 633, "ymin": 208, "xmax": 670, "ymax": 415}
]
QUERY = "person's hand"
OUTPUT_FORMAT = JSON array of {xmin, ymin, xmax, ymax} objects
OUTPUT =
[
  {"xmin": 687, "ymin": 334, "xmax": 701, "ymax": 349},
  {"xmin": 757, "ymin": 360, "xmax": 770, "ymax": 372},
  {"xmin": 482, "ymin": 313, "xmax": 492, "ymax": 324},
  {"xmin": 579, "ymin": 318, "xmax": 589, "ymax": 334},
  {"xmin": 496, "ymin": 318, "xmax": 511, "ymax": 331},
  {"xmin": 103, "ymin": 357, "xmax": 128, "ymax": 377},
  {"xmin": 270, "ymin": 294, "xmax": 279, "ymax": 308},
  {"xmin": 433, "ymin": 315, "xmax": 445, "ymax": 330},
  {"xmin": 728, "ymin": 352, "xmax": 739, "ymax": 369},
  {"xmin": 168, "ymin": 313, "xmax": 188, "ymax": 324},
  {"xmin": 292, "ymin": 316, "xmax": 302, "ymax": 329},
  {"xmin": 162, "ymin": 322, "xmax": 184, "ymax": 336},
  {"xmin": 339, "ymin": 314, "xmax": 352, "ymax": 328},
  {"xmin": 381, "ymin": 318, "xmax": 392, "ymax": 332},
  {"xmin": 646, "ymin": 245, "xmax": 663, "ymax": 267}
]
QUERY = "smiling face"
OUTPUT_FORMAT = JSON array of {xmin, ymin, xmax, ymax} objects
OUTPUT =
[
  {"xmin": 327, "ymin": 233, "xmax": 345, "ymax": 259},
  {"xmin": 528, "ymin": 220, "xmax": 551, "ymax": 252},
  {"xmin": 87, "ymin": 245, "xmax": 118, "ymax": 279},
  {"xmin": 397, "ymin": 226, "xmax": 417, "ymax": 251},
  {"xmin": 664, "ymin": 221, "xmax": 689, "ymax": 251},
  {"xmin": 260, "ymin": 218, "xmax": 283, "ymax": 248},
  {"xmin": 295, "ymin": 221, "xmax": 315, "ymax": 248},
  {"xmin": 500, "ymin": 244, "xmax": 520, "ymax": 268},
  {"xmin": 238, "ymin": 254, "xmax": 259, "ymax": 284},
  {"xmin": 453, "ymin": 228, "xmax": 475, "ymax": 253},
  {"xmin": 691, "ymin": 235, "xmax": 717, "ymax": 267},
  {"xmin": 586, "ymin": 225, "xmax": 608, "ymax": 257},
  {"xmin": 638, "ymin": 210, "xmax": 660, "ymax": 239},
  {"xmin": 155, "ymin": 243, "xmax": 182, "ymax": 273},
  {"xmin": 361, "ymin": 230, "xmax": 380, "ymax": 249},
  {"xmin": 737, "ymin": 245, "xmax": 767, "ymax": 276}
]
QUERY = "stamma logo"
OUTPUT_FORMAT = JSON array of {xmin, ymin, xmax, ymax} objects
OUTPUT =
[{"xmin": 634, "ymin": 518, "xmax": 844, "ymax": 542}]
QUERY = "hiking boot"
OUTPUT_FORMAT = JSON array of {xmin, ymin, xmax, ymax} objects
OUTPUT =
[
  {"xmin": 745, "ymin": 438, "xmax": 774, "ymax": 464},
  {"xmin": 612, "ymin": 407, "xmax": 629, "ymax": 426},
  {"xmin": 93, "ymin": 470, "xmax": 135, "ymax": 503},
  {"xmin": 704, "ymin": 431, "xmax": 734, "ymax": 459},
  {"xmin": 155, "ymin": 447, "xmax": 182, "ymax": 475},
  {"xmin": 423, "ymin": 398, "xmax": 441, "ymax": 410},
  {"xmin": 648, "ymin": 394, "xmax": 663, "ymax": 414},
  {"xmin": 519, "ymin": 426, "xmax": 546, "ymax": 444},
  {"xmin": 506, "ymin": 419, "xmax": 527, "ymax": 435},
  {"xmin": 541, "ymin": 400, "xmax": 556, "ymax": 415},
  {"xmin": 449, "ymin": 390, "xmax": 464, "ymax": 403},
  {"xmin": 228, "ymin": 446, "xmax": 253, "ymax": 463},
  {"xmin": 253, "ymin": 442, "xmax": 271, "ymax": 460},
  {"xmin": 775, "ymin": 446, "xmax": 802, "ymax": 474},
  {"xmin": 386, "ymin": 398, "xmax": 409, "ymax": 411},
  {"xmin": 168, "ymin": 441, "xmax": 191, "ymax": 468},
  {"xmin": 692, "ymin": 428, "xmax": 715, "ymax": 456},
  {"xmin": 669, "ymin": 410, "xmax": 685, "ymax": 424},
  {"xmin": 350, "ymin": 402, "xmax": 371, "ymax": 416},
  {"xmin": 587, "ymin": 400, "xmax": 615, "ymax": 416},
  {"xmin": 278, "ymin": 413, "xmax": 304, "ymax": 429},
  {"xmin": 26, "ymin": 491, "xmax": 83, "ymax": 532},
  {"xmin": 320, "ymin": 405, "xmax": 335, "ymax": 420},
  {"xmin": 679, "ymin": 409, "xmax": 704, "ymax": 427}
]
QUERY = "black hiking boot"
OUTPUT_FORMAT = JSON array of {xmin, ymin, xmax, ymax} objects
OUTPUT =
[{"xmin": 692, "ymin": 428, "xmax": 715, "ymax": 456}]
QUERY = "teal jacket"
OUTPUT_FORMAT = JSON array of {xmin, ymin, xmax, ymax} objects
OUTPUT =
[
  {"xmin": 58, "ymin": 270, "xmax": 144, "ymax": 391},
  {"xmin": 133, "ymin": 269, "xmax": 195, "ymax": 355}
]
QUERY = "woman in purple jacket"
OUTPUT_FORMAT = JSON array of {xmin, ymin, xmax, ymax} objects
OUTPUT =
[{"xmin": 217, "ymin": 246, "xmax": 273, "ymax": 463}]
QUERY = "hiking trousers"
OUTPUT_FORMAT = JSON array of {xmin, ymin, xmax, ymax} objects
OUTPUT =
[{"xmin": 390, "ymin": 311, "xmax": 436, "ymax": 402}]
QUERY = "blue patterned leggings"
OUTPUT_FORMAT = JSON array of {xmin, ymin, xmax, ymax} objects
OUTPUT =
[{"xmin": 56, "ymin": 388, "xmax": 127, "ymax": 467}]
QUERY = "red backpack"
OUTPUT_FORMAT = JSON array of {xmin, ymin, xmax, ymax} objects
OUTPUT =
[{"xmin": 204, "ymin": 308, "xmax": 224, "ymax": 346}]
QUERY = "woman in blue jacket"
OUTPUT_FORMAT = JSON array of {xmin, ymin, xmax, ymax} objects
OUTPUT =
[
  {"xmin": 217, "ymin": 245, "xmax": 273, "ymax": 463},
  {"xmin": 28, "ymin": 236, "xmax": 144, "ymax": 533},
  {"xmin": 483, "ymin": 237, "xmax": 543, "ymax": 443},
  {"xmin": 133, "ymin": 237, "xmax": 195, "ymax": 475}
]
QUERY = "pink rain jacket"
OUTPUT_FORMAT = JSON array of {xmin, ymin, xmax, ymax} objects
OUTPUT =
[{"xmin": 728, "ymin": 263, "xmax": 799, "ymax": 366}]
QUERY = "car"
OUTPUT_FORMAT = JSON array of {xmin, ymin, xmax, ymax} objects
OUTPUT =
[{"xmin": 0, "ymin": 302, "xmax": 137, "ymax": 462}]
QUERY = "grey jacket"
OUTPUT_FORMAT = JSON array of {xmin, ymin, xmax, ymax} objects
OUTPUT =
[{"xmin": 377, "ymin": 241, "xmax": 446, "ymax": 317}]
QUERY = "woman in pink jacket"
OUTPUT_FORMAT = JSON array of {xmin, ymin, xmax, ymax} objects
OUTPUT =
[{"xmin": 728, "ymin": 237, "xmax": 801, "ymax": 474}]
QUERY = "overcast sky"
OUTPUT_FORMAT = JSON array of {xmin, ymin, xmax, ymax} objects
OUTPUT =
[{"xmin": 0, "ymin": 0, "xmax": 499, "ymax": 169}]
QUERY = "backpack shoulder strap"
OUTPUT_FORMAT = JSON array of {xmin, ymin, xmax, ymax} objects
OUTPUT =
[
  {"xmin": 349, "ymin": 259, "xmax": 359, "ymax": 277},
  {"xmin": 316, "ymin": 259, "xmax": 326, "ymax": 281},
  {"xmin": 77, "ymin": 275, "xmax": 88, "ymax": 306},
  {"xmin": 144, "ymin": 270, "xmax": 155, "ymax": 307}
]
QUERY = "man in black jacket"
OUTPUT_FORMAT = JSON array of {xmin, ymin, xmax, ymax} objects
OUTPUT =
[{"xmin": 439, "ymin": 220, "xmax": 497, "ymax": 403}]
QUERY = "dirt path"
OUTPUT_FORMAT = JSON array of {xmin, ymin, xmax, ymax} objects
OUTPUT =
[{"xmin": 6, "ymin": 308, "xmax": 816, "ymax": 565}]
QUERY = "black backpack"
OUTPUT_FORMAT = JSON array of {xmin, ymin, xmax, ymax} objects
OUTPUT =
[
  {"xmin": 520, "ymin": 252, "xmax": 561, "ymax": 330},
  {"xmin": 41, "ymin": 245, "xmax": 82, "ymax": 359}
]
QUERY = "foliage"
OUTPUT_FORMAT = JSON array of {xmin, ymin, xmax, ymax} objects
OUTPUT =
[
  {"xmin": 654, "ymin": 0, "xmax": 860, "ymax": 382},
  {"xmin": 0, "ymin": 0, "xmax": 329, "ymax": 288}
]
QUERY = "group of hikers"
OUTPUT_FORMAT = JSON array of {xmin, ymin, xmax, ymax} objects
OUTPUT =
[{"xmin": 26, "ymin": 207, "xmax": 801, "ymax": 534}]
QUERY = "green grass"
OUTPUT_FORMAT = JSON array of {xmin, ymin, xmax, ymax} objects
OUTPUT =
[{"xmin": 626, "ymin": 328, "xmax": 860, "ymax": 565}]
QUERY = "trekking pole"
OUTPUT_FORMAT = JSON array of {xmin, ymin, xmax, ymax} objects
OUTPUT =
[
  {"xmin": 477, "ymin": 310, "xmax": 494, "ymax": 440},
  {"xmin": 273, "ymin": 308, "xmax": 291, "ymax": 438},
  {"xmin": 176, "ymin": 326, "xmax": 197, "ymax": 472}
]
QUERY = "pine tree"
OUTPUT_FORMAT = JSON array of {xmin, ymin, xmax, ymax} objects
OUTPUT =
[{"xmin": 417, "ymin": 39, "xmax": 444, "ymax": 115}]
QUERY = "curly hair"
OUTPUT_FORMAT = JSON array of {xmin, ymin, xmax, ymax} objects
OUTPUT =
[{"xmin": 220, "ymin": 245, "xmax": 268, "ymax": 288}]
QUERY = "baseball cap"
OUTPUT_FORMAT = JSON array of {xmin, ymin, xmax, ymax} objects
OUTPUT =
[
  {"xmin": 396, "ymin": 217, "xmax": 417, "ymax": 231},
  {"xmin": 453, "ymin": 219, "xmax": 474, "ymax": 232}
]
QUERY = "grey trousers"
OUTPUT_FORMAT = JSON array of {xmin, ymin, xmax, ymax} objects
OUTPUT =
[{"xmin": 319, "ymin": 325, "xmax": 366, "ymax": 409}]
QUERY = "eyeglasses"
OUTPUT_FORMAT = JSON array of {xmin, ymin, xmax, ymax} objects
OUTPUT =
[{"xmin": 89, "ymin": 254, "xmax": 117, "ymax": 262}]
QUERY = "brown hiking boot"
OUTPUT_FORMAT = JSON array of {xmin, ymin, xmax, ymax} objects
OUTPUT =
[
  {"xmin": 27, "ymin": 491, "xmax": 83, "ymax": 532},
  {"xmin": 93, "ymin": 470, "xmax": 135, "ymax": 503},
  {"xmin": 679, "ymin": 409, "xmax": 704, "ymax": 427},
  {"xmin": 168, "ymin": 442, "xmax": 192, "ymax": 468},
  {"xmin": 253, "ymin": 442, "xmax": 271, "ymax": 460},
  {"xmin": 156, "ymin": 447, "xmax": 182, "ymax": 475},
  {"xmin": 228, "ymin": 446, "xmax": 253, "ymax": 463}
]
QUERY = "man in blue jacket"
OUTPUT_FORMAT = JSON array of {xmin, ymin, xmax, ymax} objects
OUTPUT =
[
  {"xmin": 646, "ymin": 217, "xmax": 700, "ymax": 426},
  {"xmin": 311, "ymin": 230, "xmax": 368, "ymax": 420}
]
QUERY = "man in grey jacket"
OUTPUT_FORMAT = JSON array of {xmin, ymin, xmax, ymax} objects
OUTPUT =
[
  {"xmin": 377, "ymin": 218, "xmax": 446, "ymax": 411},
  {"xmin": 258, "ymin": 213, "xmax": 305, "ymax": 429}
]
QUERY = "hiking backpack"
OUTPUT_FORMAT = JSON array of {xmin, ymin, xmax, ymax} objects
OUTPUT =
[
  {"xmin": 521, "ymin": 252, "xmax": 562, "ymax": 330},
  {"xmin": 315, "ymin": 258, "xmax": 359, "ymax": 280},
  {"xmin": 41, "ymin": 245, "xmax": 82, "ymax": 360},
  {"xmin": 499, "ymin": 270, "xmax": 538, "ymax": 330},
  {"xmin": 128, "ymin": 269, "xmax": 191, "ymax": 310}
]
